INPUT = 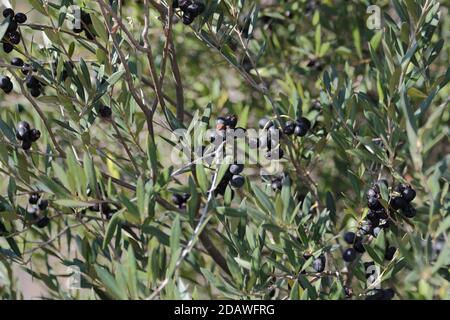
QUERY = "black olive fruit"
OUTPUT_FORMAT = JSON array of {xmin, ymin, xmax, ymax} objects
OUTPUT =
[
  {"xmin": 98, "ymin": 105, "xmax": 112, "ymax": 118},
  {"xmin": 230, "ymin": 175, "xmax": 245, "ymax": 188},
  {"xmin": 30, "ymin": 128, "xmax": 41, "ymax": 142},
  {"xmin": 36, "ymin": 216, "xmax": 50, "ymax": 228},
  {"xmin": 385, "ymin": 246, "xmax": 396, "ymax": 261},
  {"xmin": 14, "ymin": 13, "xmax": 28, "ymax": 24},
  {"xmin": 343, "ymin": 248, "xmax": 357, "ymax": 262},
  {"xmin": 283, "ymin": 121, "xmax": 295, "ymax": 135},
  {"xmin": 29, "ymin": 193, "xmax": 40, "ymax": 205},
  {"xmin": 38, "ymin": 199, "xmax": 49, "ymax": 211},
  {"xmin": 229, "ymin": 164, "xmax": 244, "ymax": 175},
  {"xmin": 11, "ymin": 57, "xmax": 24, "ymax": 66},
  {"xmin": 343, "ymin": 231, "xmax": 356, "ymax": 244},
  {"xmin": 390, "ymin": 196, "xmax": 407, "ymax": 210},
  {"xmin": 2, "ymin": 8, "xmax": 14, "ymax": 18},
  {"xmin": 16, "ymin": 121, "xmax": 30, "ymax": 140}
]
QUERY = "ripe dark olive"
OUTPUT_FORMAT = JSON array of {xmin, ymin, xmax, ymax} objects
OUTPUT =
[
  {"xmin": 402, "ymin": 186, "xmax": 416, "ymax": 202},
  {"xmin": 283, "ymin": 121, "xmax": 295, "ymax": 135},
  {"xmin": 402, "ymin": 204, "xmax": 416, "ymax": 218},
  {"xmin": 367, "ymin": 210, "xmax": 380, "ymax": 224},
  {"xmin": 98, "ymin": 105, "xmax": 112, "ymax": 118},
  {"xmin": 38, "ymin": 199, "xmax": 49, "ymax": 211},
  {"xmin": 26, "ymin": 75, "xmax": 40, "ymax": 89},
  {"xmin": 230, "ymin": 175, "xmax": 245, "ymax": 188},
  {"xmin": 225, "ymin": 114, "xmax": 238, "ymax": 128},
  {"xmin": 186, "ymin": 2, "xmax": 205, "ymax": 16},
  {"xmin": 377, "ymin": 208, "xmax": 388, "ymax": 219},
  {"xmin": 30, "ymin": 128, "xmax": 41, "ymax": 142},
  {"xmin": 81, "ymin": 11, "xmax": 92, "ymax": 25},
  {"xmin": 385, "ymin": 246, "xmax": 396, "ymax": 261},
  {"xmin": 30, "ymin": 86, "xmax": 42, "ymax": 97},
  {"xmin": 3, "ymin": 82, "xmax": 12, "ymax": 93},
  {"xmin": 16, "ymin": 121, "xmax": 30, "ymax": 141},
  {"xmin": 181, "ymin": 193, "xmax": 191, "ymax": 202},
  {"xmin": 390, "ymin": 196, "xmax": 407, "ymax": 210},
  {"xmin": 343, "ymin": 231, "xmax": 356, "ymax": 244},
  {"xmin": 182, "ymin": 12, "xmax": 195, "ymax": 25},
  {"xmin": 16, "ymin": 127, "xmax": 30, "ymax": 141},
  {"xmin": 21, "ymin": 63, "xmax": 31, "ymax": 75},
  {"xmin": 21, "ymin": 139, "xmax": 32, "ymax": 150},
  {"xmin": 367, "ymin": 196, "xmax": 382, "ymax": 211},
  {"xmin": 3, "ymin": 8, "xmax": 14, "ymax": 18},
  {"xmin": 14, "ymin": 13, "xmax": 27, "ymax": 24},
  {"xmin": 11, "ymin": 57, "xmax": 24, "ymax": 67},
  {"xmin": 3, "ymin": 42, "xmax": 14, "ymax": 53},
  {"xmin": 294, "ymin": 124, "xmax": 307, "ymax": 137},
  {"xmin": 29, "ymin": 193, "xmax": 40, "ymax": 205},
  {"xmin": 172, "ymin": 193, "xmax": 184, "ymax": 206},
  {"xmin": 297, "ymin": 117, "xmax": 311, "ymax": 130},
  {"xmin": 395, "ymin": 183, "xmax": 406, "ymax": 193},
  {"xmin": 178, "ymin": 0, "xmax": 191, "ymax": 10},
  {"xmin": 0, "ymin": 76, "xmax": 12, "ymax": 89},
  {"xmin": 353, "ymin": 239, "xmax": 365, "ymax": 253},
  {"xmin": 312, "ymin": 255, "xmax": 326, "ymax": 272},
  {"xmin": 342, "ymin": 248, "xmax": 357, "ymax": 262},
  {"xmin": 36, "ymin": 216, "xmax": 50, "ymax": 228},
  {"xmin": 229, "ymin": 164, "xmax": 244, "ymax": 175},
  {"xmin": 17, "ymin": 121, "xmax": 30, "ymax": 132}
]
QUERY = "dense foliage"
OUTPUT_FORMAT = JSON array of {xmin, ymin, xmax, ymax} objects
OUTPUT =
[{"xmin": 0, "ymin": 0, "xmax": 448, "ymax": 300}]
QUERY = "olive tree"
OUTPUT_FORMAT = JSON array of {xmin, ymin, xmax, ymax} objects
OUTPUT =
[{"xmin": 0, "ymin": 0, "xmax": 448, "ymax": 300}]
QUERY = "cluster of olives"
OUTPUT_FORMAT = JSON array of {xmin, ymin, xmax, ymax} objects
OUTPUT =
[
  {"xmin": 215, "ymin": 163, "xmax": 245, "ymax": 197},
  {"xmin": 171, "ymin": 193, "xmax": 191, "ymax": 209},
  {"xmin": 389, "ymin": 183, "xmax": 417, "ymax": 218},
  {"xmin": 251, "ymin": 119, "xmax": 284, "ymax": 160},
  {"xmin": 2, "ymin": 57, "xmax": 45, "ymax": 97},
  {"xmin": 27, "ymin": 192, "xmax": 50, "ymax": 228},
  {"xmin": 174, "ymin": 0, "xmax": 206, "ymax": 25},
  {"xmin": 282, "ymin": 117, "xmax": 311, "ymax": 137},
  {"xmin": 72, "ymin": 10, "xmax": 95, "ymax": 40},
  {"xmin": 211, "ymin": 114, "xmax": 246, "ymax": 146},
  {"xmin": 15, "ymin": 121, "xmax": 40, "ymax": 150},
  {"xmin": 2, "ymin": 8, "xmax": 27, "ymax": 53},
  {"xmin": 254, "ymin": 116, "xmax": 312, "ymax": 160}
]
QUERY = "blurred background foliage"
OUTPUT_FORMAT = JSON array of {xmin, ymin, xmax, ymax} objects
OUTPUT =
[{"xmin": 0, "ymin": 0, "xmax": 448, "ymax": 299}]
